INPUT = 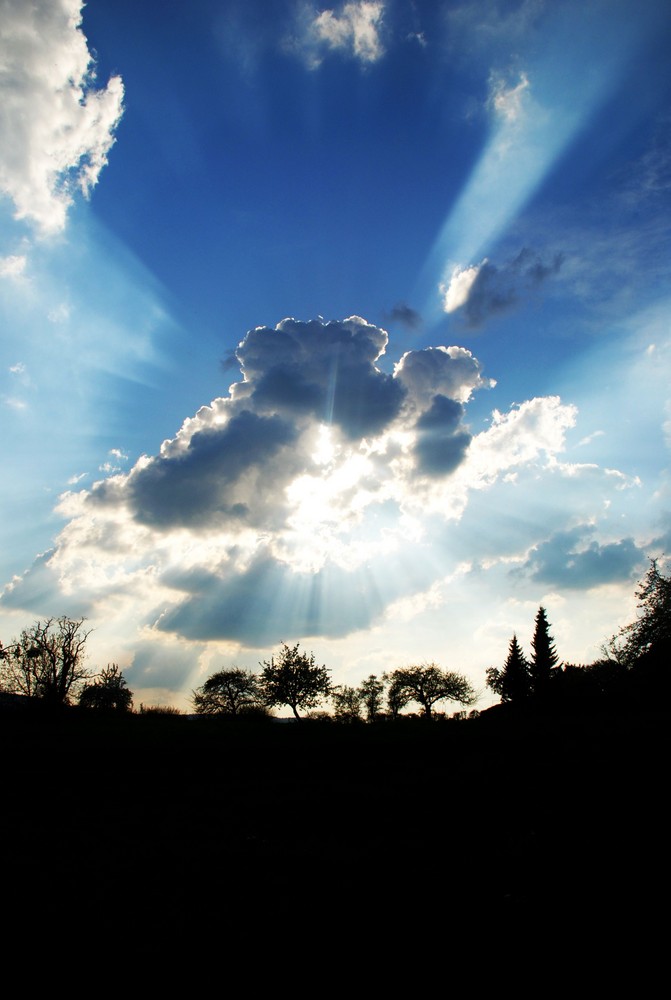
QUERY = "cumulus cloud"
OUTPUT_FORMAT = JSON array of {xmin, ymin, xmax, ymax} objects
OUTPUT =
[
  {"xmin": 0, "ymin": 0, "xmax": 124, "ymax": 234},
  {"xmin": 2, "ymin": 317, "xmax": 582, "ymax": 666},
  {"xmin": 292, "ymin": 1, "xmax": 386, "ymax": 67},
  {"xmin": 441, "ymin": 263, "xmax": 482, "ymax": 313},
  {"xmin": 522, "ymin": 526, "xmax": 645, "ymax": 589},
  {"xmin": 441, "ymin": 248, "xmax": 564, "ymax": 326}
]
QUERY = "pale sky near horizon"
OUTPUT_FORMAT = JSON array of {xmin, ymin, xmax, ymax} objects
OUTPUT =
[{"xmin": 1, "ymin": 0, "xmax": 670, "ymax": 710}]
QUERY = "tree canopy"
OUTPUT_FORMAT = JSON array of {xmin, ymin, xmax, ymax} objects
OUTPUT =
[
  {"xmin": 386, "ymin": 663, "xmax": 477, "ymax": 719},
  {"xmin": 79, "ymin": 663, "xmax": 133, "ymax": 712},
  {"xmin": 259, "ymin": 643, "xmax": 331, "ymax": 719},
  {"xmin": 612, "ymin": 559, "xmax": 671, "ymax": 668},
  {"xmin": 192, "ymin": 667, "xmax": 261, "ymax": 717},
  {"xmin": 331, "ymin": 684, "xmax": 363, "ymax": 723},
  {"xmin": 357, "ymin": 674, "xmax": 385, "ymax": 722}
]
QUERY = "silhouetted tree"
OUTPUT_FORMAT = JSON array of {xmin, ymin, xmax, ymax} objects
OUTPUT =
[
  {"xmin": 358, "ymin": 674, "xmax": 385, "ymax": 721},
  {"xmin": 79, "ymin": 663, "xmax": 133, "ymax": 712},
  {"xmin": 192, "ymin": 667, "xmax": 261, "ymax": 716},
  {"xmin": 0, "ymin": 617, "xmax": 92, "ymax": 705},
  {"xmin": 530, "ymin": 607, "xmax": 559, "ymax": 694},
  {"xmin": 486, "ymin": 634, "xmax": 532, "ymax": 703},
  {"xmin": 610, "ymin": 559, "xmax": 671, "ymax": 667},
  {"xmin": 331, "ymin": 685, "xmax": 363, "ymax": 722},
  {"xmin": 386, "ymin": 663, "xmax": 477, "ymax": 719},
  {"xmin": 259, "ymin": 643, "xmax": 331, "ymax": 719}
]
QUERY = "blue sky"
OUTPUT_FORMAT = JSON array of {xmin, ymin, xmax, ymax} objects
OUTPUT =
[{"xmin": 1, "ymin": 0, "xmax": 670, "ymax": 709}]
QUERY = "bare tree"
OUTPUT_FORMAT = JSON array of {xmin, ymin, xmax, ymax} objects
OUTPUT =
[{"xmin": 0, "ymin": 617, "xmax": 92, "ymax": 705}]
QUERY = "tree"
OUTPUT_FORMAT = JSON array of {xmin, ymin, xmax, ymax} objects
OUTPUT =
[
  {"xmin": 192, "ymin": 667, "xmax": 261, "ymax": 717},
  {"xmin": 79, "ymin": 663, "xmax": 133, "ymax": 712},
  {"xmin": 486, "ymin": 634, "xmax": 532, "ymax": 703},
  {"xmin": 530, "ymin": 607, "xmax": 559, "ymax": 694},
  {"xmin": 386, "ymin": 663, "xmax": 477, "ymax": 719},
  {"xmin": 259, "ymin": 643, "xmax": 331, "ymax": 719},
  {"xmin": 611, "ymin": 559, "xmax": 671, "ymax": 668},
  {"xmin": 0, "ymin": 617, "xmax": 92, "ymax": 705},
  {"xmin": 331, "ymin": 685, "xmax": 363, "ymax": 723},
  {"xmin": 357, "ymin": 674, "xmax": 385, "ymax": 722}
]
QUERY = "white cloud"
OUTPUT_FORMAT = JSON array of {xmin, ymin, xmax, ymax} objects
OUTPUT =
[
  {"xmin": 488, "ymin": 71, "xmax": 530, "ymax": 124},
  {"xmin": 3, "ymin": 397, "xmax": 27, "ymax": 411},
  {"xmin": 297, "ymin": 1, "xmax": 385, "ymax": 67},
  {"xmin": 0, "ymin": 255, "xmax": 27, "ymax": 279},
  {"xmin": 0, "ymin": 0, "xmax": 124, "ymax": 234},
  {"xmin": 440, "ymin": 262, "xmax": 484, "ymax": 313},
  {"xmin": 578, "ymin": 430, "xmax": 605, "ymax": 447}
]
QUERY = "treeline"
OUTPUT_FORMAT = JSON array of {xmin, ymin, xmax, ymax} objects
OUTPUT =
[
  {"xmin": 485, "ymin": 559, "xmax": 671, "ymax": 710},
  {"xmin": 1, "ymin": 560, "xmax": 670, "ymax": 720},
  {"xmin": 193, "ymin": 646, "xmax": 478, "ymax": 721}
]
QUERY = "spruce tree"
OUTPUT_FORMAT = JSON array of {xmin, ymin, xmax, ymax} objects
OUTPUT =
[
  {"xmin": 530, "ymin": 606, "xmax": 559, "ymax": 693},
  {"xmin": 486, "ymin": 634, "xmax": 531, "ymax": 703}
]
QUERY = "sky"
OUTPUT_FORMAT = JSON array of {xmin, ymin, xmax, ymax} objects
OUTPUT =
[{"xmin": 1, "ymin": 0, "xmax": 670, "ymax": 711}]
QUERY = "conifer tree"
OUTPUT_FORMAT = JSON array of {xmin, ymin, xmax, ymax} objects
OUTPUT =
[
  {"xmin": 486, "ymin": 634, "xmax": 532, "ymax": 703},
  {"xmin": 530, "ymin": 606, "xmax": 559, "ymax": 693}
]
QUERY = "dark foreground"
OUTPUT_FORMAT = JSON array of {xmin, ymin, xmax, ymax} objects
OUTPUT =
[{"xmin": 2, "ymin": 703, "xmax": 669, "ymax": 932}]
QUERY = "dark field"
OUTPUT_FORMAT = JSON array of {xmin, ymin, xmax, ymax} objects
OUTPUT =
[{"xmin": 3, "ymin": 704, "xmax": 668, "ymax": 930}]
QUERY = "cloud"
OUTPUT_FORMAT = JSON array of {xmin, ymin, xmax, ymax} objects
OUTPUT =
[
  {"xmin": 488, "ymin": 71, "xmax": 530, "ymax": 124},
  {"xmin": 441, "ymin": 248, "xmax": 564, "ymax": 326},
  {"xmin": 0, "ymin": 255, "xmax": 27, "ymax": 279},
  {"xmin": 2, "ymin": 318, "xmax": 581, "ymax": 675},
  {"xmin": 384, "ymin": 303, "xmax": 422, "ymax": 330},
  {"xmin": 522, "ymin": 526, "xmax": 646, "ymax": 589},
  {"xmin": 441, "ymin": 263, "xmax": 482, "ymax": 313},
  {"xmin": 414, "ymin": 395, "xmax": 471, "ymax": 477},
  {"xmin": 292, "ymin": 1, "xmax": 386, "ymax": 68},
  {"xmin": 394, "ymin": 344, "xmax": 495, "ymax": 404},
  {"xmin": 0, "ymin": 0, "xmax": 124, "ymax": 234}
]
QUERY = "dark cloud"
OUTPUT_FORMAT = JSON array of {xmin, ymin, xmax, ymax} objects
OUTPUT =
[
  {"xmin": 463, "ymin": 248, "xmax": 564, "ymax": 327},
  {"xmin": 395, "ymin": 345, "xmax": 494, "ymax": 402},
  {"xmin": 237, "ymin": 317, "xmax": 406, "ymax": 439},
  {"xmin": 98, "ymin": 410, "xmax": 297, "ymax": 530},
  {"xmin": 523, "ymin": 527, "xmax": 645, "ymax": 589},
  {"xmin": 416, "ymin": 394, "xmax": 463, "ymax": 431},
  {"xmin": 414, "ymin": 394, "xmax": 471, "ymax": 476},
  {"xmin": 384, "ymin": 302, "xmax": 422, "ymax": 330},
  {"xmin": 154, "ymin": 553, "xmax": 399, "ymax": 644},
  {"xmin": 253, "ymin": 365, "xmax": 325, "ymax": 413}
]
